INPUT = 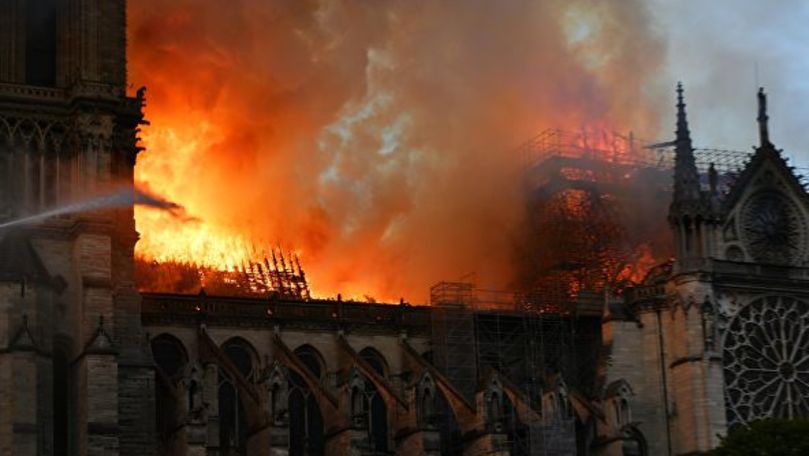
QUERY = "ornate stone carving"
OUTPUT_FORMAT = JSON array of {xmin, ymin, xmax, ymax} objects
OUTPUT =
[
  {"xmin": 264, "ymin": 362, "xmax": 289, "ymax": 426},
  {"xmin": 417, "ymin": 373, "xmax": 437, "ymax": 429},
  {"xmin": 348, "ymin": 369, "xmax": 368, "ymax": 428},
  {"xmin": 740, "ymin": 191, "xmax": 806, "ymax": 265},
  {"xmin": 723, "ymin": 296, "xmax": 809, "ymax": 427},
  {"xmin": 484, "ymin": 376, "xmax": 505, "ymax": 433},
  {"xmin": 701, "ymin": 297, "xmax": 717, "ymax": 351},
  {"xmin": 182, "ymin": 363, "xmax": 207, "ymax": 422}
]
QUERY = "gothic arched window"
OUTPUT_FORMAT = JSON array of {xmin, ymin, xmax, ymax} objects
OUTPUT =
[
  {"xmin": 295, "ymin": 344, "xmax": 324, "ymax": 378},
  {"xmin": 289, "ymin": 345, "xmax": 324, "ymax": 456},
  {"xmin": 435, "ymin": 389, "xmax": 463, "ymax": 456},
  {"xmin": 151, "ymin": 334, "xmax": 188, "ymax": 446},
  {"xmin": 218, "ymin": 338, "xmax": 257, "ymax": 455},
  {"xmin": 359, "ymin": 348, "xmax": 389, "ymax": 452},
  {"xmin": 223, "ymin": 339, "xmax": 256, "ymax": 380},
  {"xmin": 359, "ymin": 347, "xmax": 388, "ymax": 377},
  {"xmin": 151, "ymin": 334, "xmax": 188, "ymax": 378}
]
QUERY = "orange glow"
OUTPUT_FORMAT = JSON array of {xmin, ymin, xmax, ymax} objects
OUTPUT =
[
  {"xmin": 127, "ymin": 1, "xmax": 667, "ymax": 303},
  {"xmin": 614, "ymin": 244, "xmax": 659, "ymax": 285},
  {"xmin": 135, "ymin": 123, "xmax": 250, "ymax": 270}
]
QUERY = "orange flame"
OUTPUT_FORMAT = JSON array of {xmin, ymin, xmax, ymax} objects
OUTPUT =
[{"xmin": 128, "ymin": 0, "xmax": 667, "ymax": 303}]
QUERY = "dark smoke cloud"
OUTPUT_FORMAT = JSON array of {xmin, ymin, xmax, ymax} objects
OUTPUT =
[{"xmin": 129, "ymin": 0, "xmax": 666, "ymax": 301}]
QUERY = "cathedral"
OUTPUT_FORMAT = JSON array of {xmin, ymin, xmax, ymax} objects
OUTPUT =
[{"xmin": 1, "ymin": 1, "xmax": 809, "ymax": 455}]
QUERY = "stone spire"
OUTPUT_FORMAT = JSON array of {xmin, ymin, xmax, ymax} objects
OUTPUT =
[
  {"xmin": 757, "ymin": 87, "xmax": 770, "ymax": 148},
  {"xmin": 673, "ymin": 82, "xmax": 701, "ymax": 204}
]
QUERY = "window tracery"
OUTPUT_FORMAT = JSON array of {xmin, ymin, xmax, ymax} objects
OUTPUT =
[
  {"xmin": 740, "ymin": 191, "xmax": 806, "ymax": 265},
  {"xmin": 723, "ymin": 296, "xmax": 809, "ymax": 427},
  {"xmin": 218, "ymin": 338, "xmax": 258, "ymax": 455},
  {"xmin": 264, "ymin": 363, "xmax": 288, "ymax": 426},
  {"xmin": 358, "ymin": 347, "xmax": 389, "ymax": 451},
  {"xmin": 151, "ymin": 334, "xmax": 188, "ymax": 446},
  {"xmin": 289, "ymin": 345, "xmax": 324, "ymax": 456}
]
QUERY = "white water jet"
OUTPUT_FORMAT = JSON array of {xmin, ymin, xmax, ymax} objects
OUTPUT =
[{"xmin": 0, "ymin": 187, "xmax": 194, "ymax": 231}]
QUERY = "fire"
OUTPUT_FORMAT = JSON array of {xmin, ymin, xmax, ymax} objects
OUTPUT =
[
  {"xmin": 133, "ymin": 115, "xmax": 259, "ymax": 269},
  {"xmin": 127, "ymin": 0, "xmax": 667, "ymax": 302},
  {"xmin": 135, "ymin": 210, "xmax": 253, "ymax": 270}
]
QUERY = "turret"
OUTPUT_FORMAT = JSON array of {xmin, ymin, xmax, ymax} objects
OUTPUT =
[
  {"xmin": 671, "ymin": 82, "xmax": 700, "ymax": 205},
  {"xmin": 668, "ymin": 83, "xmax": 720, "ymax": 262}
]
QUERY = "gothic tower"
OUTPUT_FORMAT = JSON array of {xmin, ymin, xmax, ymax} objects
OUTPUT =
[
  {"xmin": 615, "ymin": 85, "xmax": 809, "ymax": 455},
  {"xmin": 668, "ymin": 82, "xmax": 722, "ymax": 261},
  {"xmin": 663, "ymin": 84, "xmax": 728, "ymax": 453},
  {"xmin": 0, "ymin": 1, "xmax": 153, "ymax": 455}
]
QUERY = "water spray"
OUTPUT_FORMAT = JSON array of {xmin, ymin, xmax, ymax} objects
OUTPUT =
[{"xmin": 0, "ymin": 187, "xmax": 195, "ymax": 231}]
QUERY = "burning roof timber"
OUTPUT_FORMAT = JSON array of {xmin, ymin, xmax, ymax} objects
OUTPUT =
[
  {"xmin": 512, "ymin": 128, "xmax": 754, "ymax": 312},
  {"xmin": 134, "ymin": 127, "xmax": 775, "ymax": 309},
  {"xmin": 136, "ymin": 248, "xmax": 311, "ymax": 300},
  {"xmin": 519, "ymin": 128, "xmax": 752, "ymax": 176}
]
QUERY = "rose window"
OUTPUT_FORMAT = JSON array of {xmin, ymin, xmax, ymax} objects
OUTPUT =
[
  {"xmin": 723, "ymin": 296, "xmax": 809, "ymax": 428},
  {"xmin": 740, "ymin": 191, "xmax": 805, "ymax": 265}
]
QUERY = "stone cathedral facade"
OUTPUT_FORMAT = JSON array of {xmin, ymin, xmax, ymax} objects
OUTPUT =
[
  {"xmin": 0, "ymin": 1, "xmax": 153, "ymax": 456},
  {"xmin": 608, "ymin": 85, "xmax": 809, "ymax": 455},
  {"xmin": 2, "ymin": 2, "xmax": 809, "ymax": 456}
]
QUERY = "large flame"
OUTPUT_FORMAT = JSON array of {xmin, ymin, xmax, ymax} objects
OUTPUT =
[{"xmin": 128, "ymin": 0, "xmax": 666, "ymax": 302}]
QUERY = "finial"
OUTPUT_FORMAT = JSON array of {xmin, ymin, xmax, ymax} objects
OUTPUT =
[
  {"xmin": 757, "ymin": 87, "xmax": 770, "ymax": 147},
  {"xmin": 675, "ymin": 82, "xmax": 692, "ymax": 149},
  {"xmin": 672, "ymin": 82, "xmax": 699, "ymax": 203}
]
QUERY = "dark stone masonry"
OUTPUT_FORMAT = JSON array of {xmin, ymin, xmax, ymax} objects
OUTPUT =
[{"xmin": 2, "ymin": 2, "xmax": 809, "ymax": 455}]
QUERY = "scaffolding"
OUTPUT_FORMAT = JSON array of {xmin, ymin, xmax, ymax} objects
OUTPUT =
[
  {"xmin": 430, "ymin": 281, "xmax": 579, "ymax": 455},
  {"xmin": 429, "ymin": 130, "xmax": 760, "ymax": 454},
  {"xmin": 518, "ymin": 128, "xmax": 752, "ymax": 175},
  {"xmin": 430, "ymin": 282, "xmax": 479, "ymax": 402},
  {"xmin": 513, "ymin": 128, "xmax": 759, "ymax": 309}
]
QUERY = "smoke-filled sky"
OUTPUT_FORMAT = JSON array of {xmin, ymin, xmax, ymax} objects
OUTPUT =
[
  {"xmin": 128, "ymin": 0, "xmax": 809, "ymax": 302},
  {"xmin": 652, "ymin": 0, "xmax": 809, "ymax": 167}
]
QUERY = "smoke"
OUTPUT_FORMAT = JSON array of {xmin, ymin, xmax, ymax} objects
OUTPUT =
[{"xmin": 129, "ymin": 0, "xmax": 666, "ymax": 302}]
